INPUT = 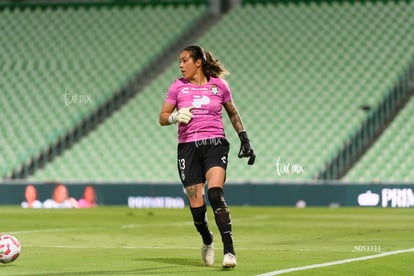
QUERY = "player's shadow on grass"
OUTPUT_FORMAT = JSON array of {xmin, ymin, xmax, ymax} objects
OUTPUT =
[
  {"xmin": 141, "ymin": 257, "xmax": 202, "ymax": 267},
  {"xmin": 139, "ymin": 257, "xmax": 233, "ymax": 273}
]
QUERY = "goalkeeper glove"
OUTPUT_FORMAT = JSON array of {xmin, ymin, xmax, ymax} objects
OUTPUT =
[
  {"xmin": 168, "ymin": 106, "xmax": 193, "ymax": 124},
  {"xmin": 238, "ymin": 131, "xmax": 256, "ymax": 165}
]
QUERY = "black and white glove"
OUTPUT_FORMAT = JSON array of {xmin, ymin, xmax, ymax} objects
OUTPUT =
[
  {"xmin": 168, "ymin": 106, "xmax": 193, "ymax": 124},
  {"xmin": 238, "ymin": 131, "xmax": 256, "ymax": 165}
]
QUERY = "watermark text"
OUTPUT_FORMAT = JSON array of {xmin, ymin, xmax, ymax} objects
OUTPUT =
[
  {"xmin": 352, "ymin": 245, "xmax": 381, "ymax": 252},
  {"xmin": 275, "ymin": 156, "xmax": 304, "ymax": 176},
  {"xmin": 64, "ymin": 89, "xmax": 92, "ymax": 106}
]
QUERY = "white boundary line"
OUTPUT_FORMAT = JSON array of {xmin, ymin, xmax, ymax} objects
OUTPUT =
[
  {"xmin": 9, "ymin": 215, "xmax": 269, "ymax": 234},
  {"xmin": 22, "ymin": 244, "xmax": 201, "ymax": 250},
  {"xmin": 10, "ymin": 227, "xmax": 91, "ymax": 235},
  {"xmin": 20, "ymin": 244, "xmax": 291, "ymax": 252},
  {"xmin": 256, "ymin": 248, "xmax": 414, "ymax": 276}
]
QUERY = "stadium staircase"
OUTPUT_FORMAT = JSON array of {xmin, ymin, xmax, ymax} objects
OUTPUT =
[
  {"xmin": 318, "ymin": 65, "xmax": 414, "ymax": 180},
  {"xmin": 343, "ymin": 91, "xmax": 414, "ymax": 182}
]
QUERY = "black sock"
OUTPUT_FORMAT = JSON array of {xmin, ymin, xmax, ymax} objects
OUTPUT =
[
  {"xmin": 208, "ymin": 187, "xmax": 235, "ymax": 255},
  {"xmin": 190, "ymin": 204, "xmax": 213, "ymax": 245}
]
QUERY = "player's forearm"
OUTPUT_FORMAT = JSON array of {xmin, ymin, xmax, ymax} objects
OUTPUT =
[
  {"xmin": 159, "ymin": 112, "xmax": 172, "ymax": 126},
  {"xmin": 229, "ymin": 113, "xmax": 245, "ymax": 134},
  {"xmin": 224, "ymin": 102, "xmax": 245, "ymax": 134}
]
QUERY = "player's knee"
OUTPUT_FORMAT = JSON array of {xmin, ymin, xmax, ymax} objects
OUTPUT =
[
  {"xmin": 208, "ymin": 187, "xmax": 225, "ymax": 208},
  {"xmin": 208, "ymin": 187, "xmax": 230, "ymax": 223}
]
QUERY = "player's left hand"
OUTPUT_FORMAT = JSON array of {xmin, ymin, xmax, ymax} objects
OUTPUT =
[{"xmin": 238, "ymin": 131, "xmax": 256, "ymax": 165}]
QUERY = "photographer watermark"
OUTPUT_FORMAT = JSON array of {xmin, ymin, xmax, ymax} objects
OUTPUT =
[
  {"xmin": 64, "ymin": 88, "xmax": 92, "ymax": 106},
  {"xmin": 275, "ymin": 156, "xmax": 304, "ymax": 176},
  {"xmin": 352, "ymin": 245, "xmax": 381, "ymax": 252},
  {"xmin": 195, "ymin": 137, "xmax": 223, "ymax": 148},
  {"xmin": 193, "ymin": 129, "xmax": 223, "ymax": 148}
]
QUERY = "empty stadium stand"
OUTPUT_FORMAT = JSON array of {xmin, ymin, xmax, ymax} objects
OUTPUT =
[
  {"xmin": 344, "ymin": 95, "xmax": 414, "ymax": 182},
  {"xmin": 196, "ymin": 0, "xmax": 414, "ymax": 182},
  {"xmin": 0, "ymin": 2, "xmax": 208, "ymax": 179},
  {"xmin": 2, "ymin": 0, "xmax": 413, "ymax": 183}
]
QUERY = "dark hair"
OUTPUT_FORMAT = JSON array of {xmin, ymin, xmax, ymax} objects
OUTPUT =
[{"xmin": 182, "ymin": 45, "xmax": 229, "ymax": 78}]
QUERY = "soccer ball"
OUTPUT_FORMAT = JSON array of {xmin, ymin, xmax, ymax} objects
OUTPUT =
[{"xmin": 0, "ymin": 234, "xmax": 21, "ymax": 264}]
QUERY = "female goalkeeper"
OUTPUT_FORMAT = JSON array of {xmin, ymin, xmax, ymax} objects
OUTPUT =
[{"xmin": 159, "ymin": 45, "xmax": 255, "ymax": 268}]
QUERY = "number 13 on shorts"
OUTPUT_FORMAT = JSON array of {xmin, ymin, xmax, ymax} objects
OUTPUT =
[{"xmin": 178, "ymin": 158, "xmax": 186, "ymax": 181}]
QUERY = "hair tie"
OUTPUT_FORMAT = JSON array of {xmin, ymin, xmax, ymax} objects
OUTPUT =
[{"xmin": 201, "ymin": 49, "xmax": 207, "ymax": 64}]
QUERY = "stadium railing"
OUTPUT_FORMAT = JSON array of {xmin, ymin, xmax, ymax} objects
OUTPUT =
[{"xmin": 317, "ymin": 57, "xmax": 414, "ymax": 180}]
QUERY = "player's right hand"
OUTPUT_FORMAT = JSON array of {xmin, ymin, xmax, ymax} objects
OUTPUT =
[{"xmin": 169, "ymin": 106, "xmax": 194, "ymax": 124}]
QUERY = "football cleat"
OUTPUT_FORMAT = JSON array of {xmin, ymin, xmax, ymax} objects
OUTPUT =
[
  {"xmin": 201, "ymin": 232, "xmax": 214, "ymax": 266},
  {"xmin": 222, "ymin": 253, "xmax": 237, "ymax": 268}
]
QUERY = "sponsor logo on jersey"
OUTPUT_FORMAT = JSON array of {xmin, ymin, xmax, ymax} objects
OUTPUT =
[{"xmin": 192, "ymin": 95, "xmax": 210, "ymax": 108}]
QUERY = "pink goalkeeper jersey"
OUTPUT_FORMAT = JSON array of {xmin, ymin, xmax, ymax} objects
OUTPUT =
[{"xmin": 165, "ymin": 77, "xmax": 233, "ymax": 143}]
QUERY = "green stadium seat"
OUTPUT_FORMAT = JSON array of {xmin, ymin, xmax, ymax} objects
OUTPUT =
[
  {"xmin": 1, "ymin": 3, "xmax": 207, "ymax": 179},
  {"xmin": 344, "ymin": 95, "xmax": 414, "ymax": 182},
  {"xmin": 19, "ymin": 1, "xmax": 414, "ymax": 183}
]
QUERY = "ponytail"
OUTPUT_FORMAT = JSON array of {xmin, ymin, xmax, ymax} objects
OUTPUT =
[
  {"xmin": 182, "ymin": 45, "xmax": 229, "ymax": 78},
  {"xmin": 203, "ymin": 50, "xmax": 229, "ymax": 78}
]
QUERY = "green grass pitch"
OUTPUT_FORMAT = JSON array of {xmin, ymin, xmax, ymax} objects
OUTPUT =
[{"xmin": 1, "ymin": 206, "xmax": 413, "ymax": 275}]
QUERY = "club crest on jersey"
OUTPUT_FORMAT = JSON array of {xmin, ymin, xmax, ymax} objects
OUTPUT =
[{"xmin": 211, "ymin": 84, "xmax": 218, "ymax": 95}]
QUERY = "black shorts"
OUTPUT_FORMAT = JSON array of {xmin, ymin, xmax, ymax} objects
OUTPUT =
[{"xmin": 177, "ymin": 137, "xmax": 229, "ymax": 187}]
